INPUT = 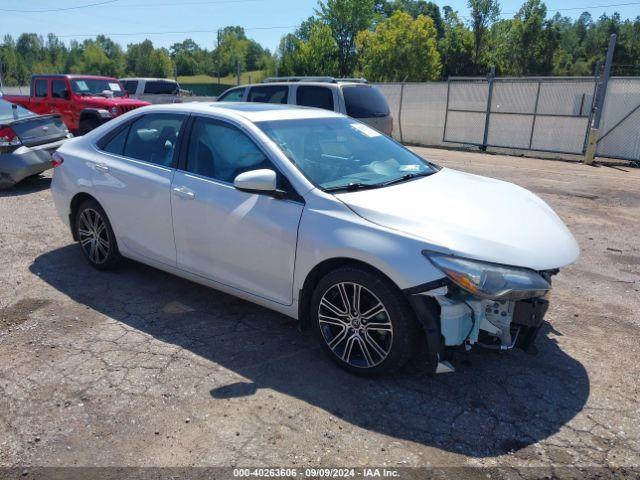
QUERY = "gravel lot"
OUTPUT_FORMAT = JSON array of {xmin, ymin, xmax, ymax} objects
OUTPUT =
[{"xmin": 0, "ymin": 149, "xmax": 639, "ymax": 475}]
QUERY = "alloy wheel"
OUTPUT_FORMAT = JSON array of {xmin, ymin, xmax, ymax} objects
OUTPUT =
[
  {"xmin": 78, "ymin": 208, "xmax": 110, "ymax": 264},
  {"xmin": 318, "ymin": 282, "xmax": 393, "ymax": 368}
]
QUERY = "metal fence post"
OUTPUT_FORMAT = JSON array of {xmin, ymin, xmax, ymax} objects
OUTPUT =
[
  {"xmin": 481, "ymin": 66, "xmax": 496, "ymax": 151},
  {"xmin": 585, "ymin": 34, "xmax": 616, "ymax": 165},
  {"xmin": 442, "ymin": 77, "xmax": 451, "ymax": 143},
  {"xmin": 528, "ymin": 80, "xmax": 542, "ymax": 150},
  {"xmin": 398, "ymin": 79, "xmax": 406, "ymax": 143}
]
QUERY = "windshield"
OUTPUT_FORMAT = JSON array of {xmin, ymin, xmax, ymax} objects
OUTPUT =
[
  {"xmin": 70, "ymin": 78, "xmax": 126, "ymax": 97},
  {"xmin": 0, "ymin": 99, "xmax": 36, "ymax": 122},
  {"xmin": 256, "ymin": 117, "xmax": 438, "ymax": 191}
]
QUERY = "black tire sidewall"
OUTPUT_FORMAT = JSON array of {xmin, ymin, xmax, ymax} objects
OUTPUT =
[
  {"xmin": 79, "ymin": 118, "xmax": 100, "ymax": 135},
  {"xmin": 310, "ymin": 266, "xmax": 421, "ymax": 376},
  {"xmin": 75, "ymin": 199, "xmax": 120, "ymax": 270}
]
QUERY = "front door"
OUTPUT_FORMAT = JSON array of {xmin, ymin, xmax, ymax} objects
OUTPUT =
[
  {"xmin": 92, "ymin": 112, "xmax": 187, "ymax": 266},
  {"xmin": 171, "ymin": 116, "xmax": 304, "ymax": 305}
]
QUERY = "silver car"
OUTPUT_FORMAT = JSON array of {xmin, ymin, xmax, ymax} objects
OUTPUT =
[
  {"xmin": 217, "ymin": 77, "xmax": 393, "ymax": 136},
  {"xmin": 0, "ymin": 98, "xmax": 71, "ymax": 189},
  {"xmin": 51, "ymin": 103, "xmax": 579, "ymax": 376}
]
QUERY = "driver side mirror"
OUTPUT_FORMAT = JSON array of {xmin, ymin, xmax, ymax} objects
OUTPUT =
[{"xmin": 233, "ymin": 169, "xmax": 284, "ymax": 198}]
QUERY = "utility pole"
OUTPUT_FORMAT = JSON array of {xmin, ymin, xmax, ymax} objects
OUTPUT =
[
  {"xmin": 236, "ymin": 60, "xmax": 241, "ymax": 86},
  {"xmin": 584, "ymin": 33, "xmax": 616, "ymax": 165}
]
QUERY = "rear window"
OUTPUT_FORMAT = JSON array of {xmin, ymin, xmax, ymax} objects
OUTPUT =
[
  {"xmin": 0, "ymin": 99, "xmax": 35, "ymax": 122},
  {"xmin": 143, "ymin": 81, "xmax": 179, "ymax": 95},
  {"xmin": 247, "ymin": 85, "xmax": 288, "ymax": 104},
  {"xmin": 34, "ymin": 79, "xmax": 48, "ymax": 98},
  {"xmin": 296, "ymin": 86, "xmax": 334, "ymax": 111},
  {"xmin": 342, "ymin": 85, "xmax": 390, "ymax": 118}
]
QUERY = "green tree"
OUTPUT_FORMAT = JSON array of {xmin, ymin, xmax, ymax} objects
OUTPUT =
[
  {"xmin": 380, "ymin": 0, "xmax": 444, "ymax": 37},
  {"xmin": 0, "ymin": 35, "xmax": 28, "ymax": 85},
  {"xmin": 439, "ymin": 7, "xmax": 474, "ymax": 76},
  {"xmin": 316, "ymin": 0, "xmax": 377, "ymax": 75},
  {"xmin": 468, "ymin": 0, "xmax": 500, "ymax": 71},
  {"xmin": 295, "ymin": 23, "xmax": 340, "ymax": 75},
  {"xmin": 356, "ymin": 10, "xmax": 441, "ymax": 81}
]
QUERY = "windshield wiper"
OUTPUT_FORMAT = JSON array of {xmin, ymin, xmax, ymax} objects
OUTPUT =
[
  {"xmin": 379, "ymin": 171, "xmax": 434, "ymax": 187},
  {"xmin": 324, "ymin": 182, "xmax": 383, "ymax": 193}
]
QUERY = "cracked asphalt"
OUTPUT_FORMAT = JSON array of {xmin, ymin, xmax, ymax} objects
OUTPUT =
[{"xmin": 0, "ymin": 149, "xmax": 639, "ymax": 475}]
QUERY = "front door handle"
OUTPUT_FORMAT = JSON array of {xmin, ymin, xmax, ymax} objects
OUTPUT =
[
  {"xmin": 94, "ymin": 163, "xmax": 109, "ymax": 173},
  {"xmin": 172, "ymin": 186, "xmax": 195, "ymax": 200}
]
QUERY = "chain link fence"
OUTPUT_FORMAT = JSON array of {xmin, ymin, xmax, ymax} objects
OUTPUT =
[
  {"xmin": 596, "ymin": 77, "xmax": 640, "ymax": 161},
  {"xmin": 374, "ymin": 76, "xmax": 640, "ymax": 162}
]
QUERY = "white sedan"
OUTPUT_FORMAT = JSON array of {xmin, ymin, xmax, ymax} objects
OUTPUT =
[{"xmin": 50, "ymin": 103, "xmax": 579, "ymax": 375}]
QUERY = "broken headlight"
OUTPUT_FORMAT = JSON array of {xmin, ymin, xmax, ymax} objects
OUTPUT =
[{"xmin": 423, "ymin": 252, "xmax": 551, "ymax": 300}]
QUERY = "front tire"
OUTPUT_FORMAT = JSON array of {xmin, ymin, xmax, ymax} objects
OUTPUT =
[
  {"xmin": 79, "ymin": 117, "xmax": 101, "ymax": 135},
  {"xmin": 75, "ymin": 199, "xmax": 120, "ymax": 270},
  {"xmin": 311, "ymin": 267, "xmax": 421, "ymax": 375}
]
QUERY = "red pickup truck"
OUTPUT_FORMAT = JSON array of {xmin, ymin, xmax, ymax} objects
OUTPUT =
[{"xmin": 3, "ymin": 74, "xmax": 150, "ymax": 135}]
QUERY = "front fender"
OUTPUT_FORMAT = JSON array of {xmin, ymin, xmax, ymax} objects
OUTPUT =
[{"xmin": 293, "ymin": 198, "xmax": 445, "ymax": 298}]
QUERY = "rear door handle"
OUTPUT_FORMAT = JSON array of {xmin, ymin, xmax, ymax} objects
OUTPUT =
[
  {"xmin": 172, "ymin": 186, "xmax": 195, "ymax": 200},
  {"xmin": 94, "ymin": 163, "xmax": 109, "ymax": 173}
]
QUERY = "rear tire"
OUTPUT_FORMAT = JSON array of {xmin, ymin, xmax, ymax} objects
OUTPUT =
[
  {"xmin": 75, "ymin": 199, "xmax": 120, "ymax": 270},
  {"xmin": 311, "ymin": 266, "xmax": 421, "ymax": 376}
]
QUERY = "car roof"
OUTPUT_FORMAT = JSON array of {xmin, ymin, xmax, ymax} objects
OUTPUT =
[
  {"xmin": 225, "ymin": 81, "xmax": 368, "ymax": 90},
  {"xmin": 143, "ymin": 101, "xmax": 343, "ymax": 122},
  {"xmin": 31, "ymin": 74, "xmax": 120, "ymax": 81},
  {"xmin": 120, "ymin": 77, "xmax": 179, "ymax": 82}
]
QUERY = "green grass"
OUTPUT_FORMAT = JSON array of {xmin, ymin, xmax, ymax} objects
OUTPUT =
[{"xmin": 178, "ymin": 70, "xmax": 266, "ymax": 85}]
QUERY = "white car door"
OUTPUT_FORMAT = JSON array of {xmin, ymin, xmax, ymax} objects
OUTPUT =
[
  {"xmin": 92, "ymin": 112, "xmax": 187, "ymax": 266},
  {"xmin": 170, "ymin": 116, "xmax": 304, "ymax": 305}
]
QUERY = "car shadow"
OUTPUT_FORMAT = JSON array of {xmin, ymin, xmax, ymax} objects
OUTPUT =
[
  {"xmin": 31, "ymin": 245, "xmax": 590, "ymax": 457},
  {"xmin": 0, "ymin": 174, "xmax": 51, "ymax": 197}
]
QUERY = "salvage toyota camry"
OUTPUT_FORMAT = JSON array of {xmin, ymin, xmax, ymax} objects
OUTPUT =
[{"xmin": 50, "ymin": 103, "xmax": 579, "ymax": 375}]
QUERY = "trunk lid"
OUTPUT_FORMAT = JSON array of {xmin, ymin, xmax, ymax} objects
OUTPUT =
[{"xmin": 9, "ymin": 114, "xmax": 69, "ymax": 147}]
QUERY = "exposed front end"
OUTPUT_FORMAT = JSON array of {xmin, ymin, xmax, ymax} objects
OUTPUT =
[{"xmin": 406, "ymin": 252, "xmax": 565, "ymax": 372}]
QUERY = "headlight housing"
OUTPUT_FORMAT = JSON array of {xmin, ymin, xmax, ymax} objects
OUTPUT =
[{"xmin": 424, "ymin": 252, "xmax": 551, "ymax": 300}]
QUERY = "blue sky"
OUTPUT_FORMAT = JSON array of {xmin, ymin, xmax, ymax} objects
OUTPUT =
[{"xmin": 2, "ymin": 0, "xmax": 639, "ymax": 52}]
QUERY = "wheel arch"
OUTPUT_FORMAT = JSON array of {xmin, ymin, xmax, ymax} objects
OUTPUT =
[
  {"xmin": 69, "ymin": 192, "xmax": 101, "ymax": 241},
  {"xmin": 297, "ymin": 257, "xmax": 401, "ymax": 331}
]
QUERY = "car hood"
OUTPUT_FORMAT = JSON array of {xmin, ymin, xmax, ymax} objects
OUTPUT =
[
  {"xmin": 82, "ymin": 96, "xmax": 150, "ymax": 107},
  {"xmin": 335, "ymin": 168, "xmax": 580, "ymax": 271}
]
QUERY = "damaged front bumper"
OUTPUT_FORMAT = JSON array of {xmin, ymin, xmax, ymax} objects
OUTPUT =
[{"xmin": 405, "ymin": 282, "xmax": 550, "ymax": 373}]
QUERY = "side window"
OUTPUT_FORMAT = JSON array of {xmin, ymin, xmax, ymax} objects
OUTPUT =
[
  {"xmin": 218, "ymin": 87, "xmax": 245, "ymax": 102},
  {"xmin": 51, "ymin": 80, "xmax": 68, "ymax": 99},
  {"xmin": 123, "ymin": 81, "xmax": 138, "ymax": 95},
  {"xmin": 296, "ymin": 86, "xmax": 334, "ymax": 111},
  {"xmin": 123, "ymin": 113, "xmax": 185, "ymax": 166},
  {"xmin": 99, "ymin": 125, "xmax": 130, "ymax": 156},
  {"xmin": 144, "ymin": 81, "xmax": 178, "ymax": 94},
  {"xmin": 186, "ymin": 117, "xmax": 271, "ymax": 183},
  {"xmin": 34, "ymin": 79, "xmax": 48, "ymax": 98},
  {"xmin": 247, "ymin": 86, "xmax": 288, "ymax": 104},
  {"xmin": 342, "ymin": 85, "xmax": 390, "ymax": 118}
]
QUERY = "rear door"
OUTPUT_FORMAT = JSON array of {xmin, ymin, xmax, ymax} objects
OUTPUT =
[
  {"xmin": 92, "ymin": 112, "xmax": 187, "ymax": 266},
  {"xmin": 49, "ymin": 79, "xmax": 74, "ymax": 128},
  {"xmin": 29, "ymin": 78, "xmax": 51, "ymax": 116},
  {"xmin": 341, "ymin": 85, "xmax": 393, "ymax": 135},
  {"xmin": 170, "ymin": 115, "xmax": 304, "ymax": 304}
]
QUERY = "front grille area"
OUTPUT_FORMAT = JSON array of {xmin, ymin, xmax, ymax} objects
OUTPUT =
[{"xmin": 119, "ymin": 105, "xmax": 143, "ymax": 114}]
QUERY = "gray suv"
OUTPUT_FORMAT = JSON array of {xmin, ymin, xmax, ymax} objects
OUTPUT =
[{"xmin": 217, "ymin": 77, "xmax": 393, "ymax": 136}]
